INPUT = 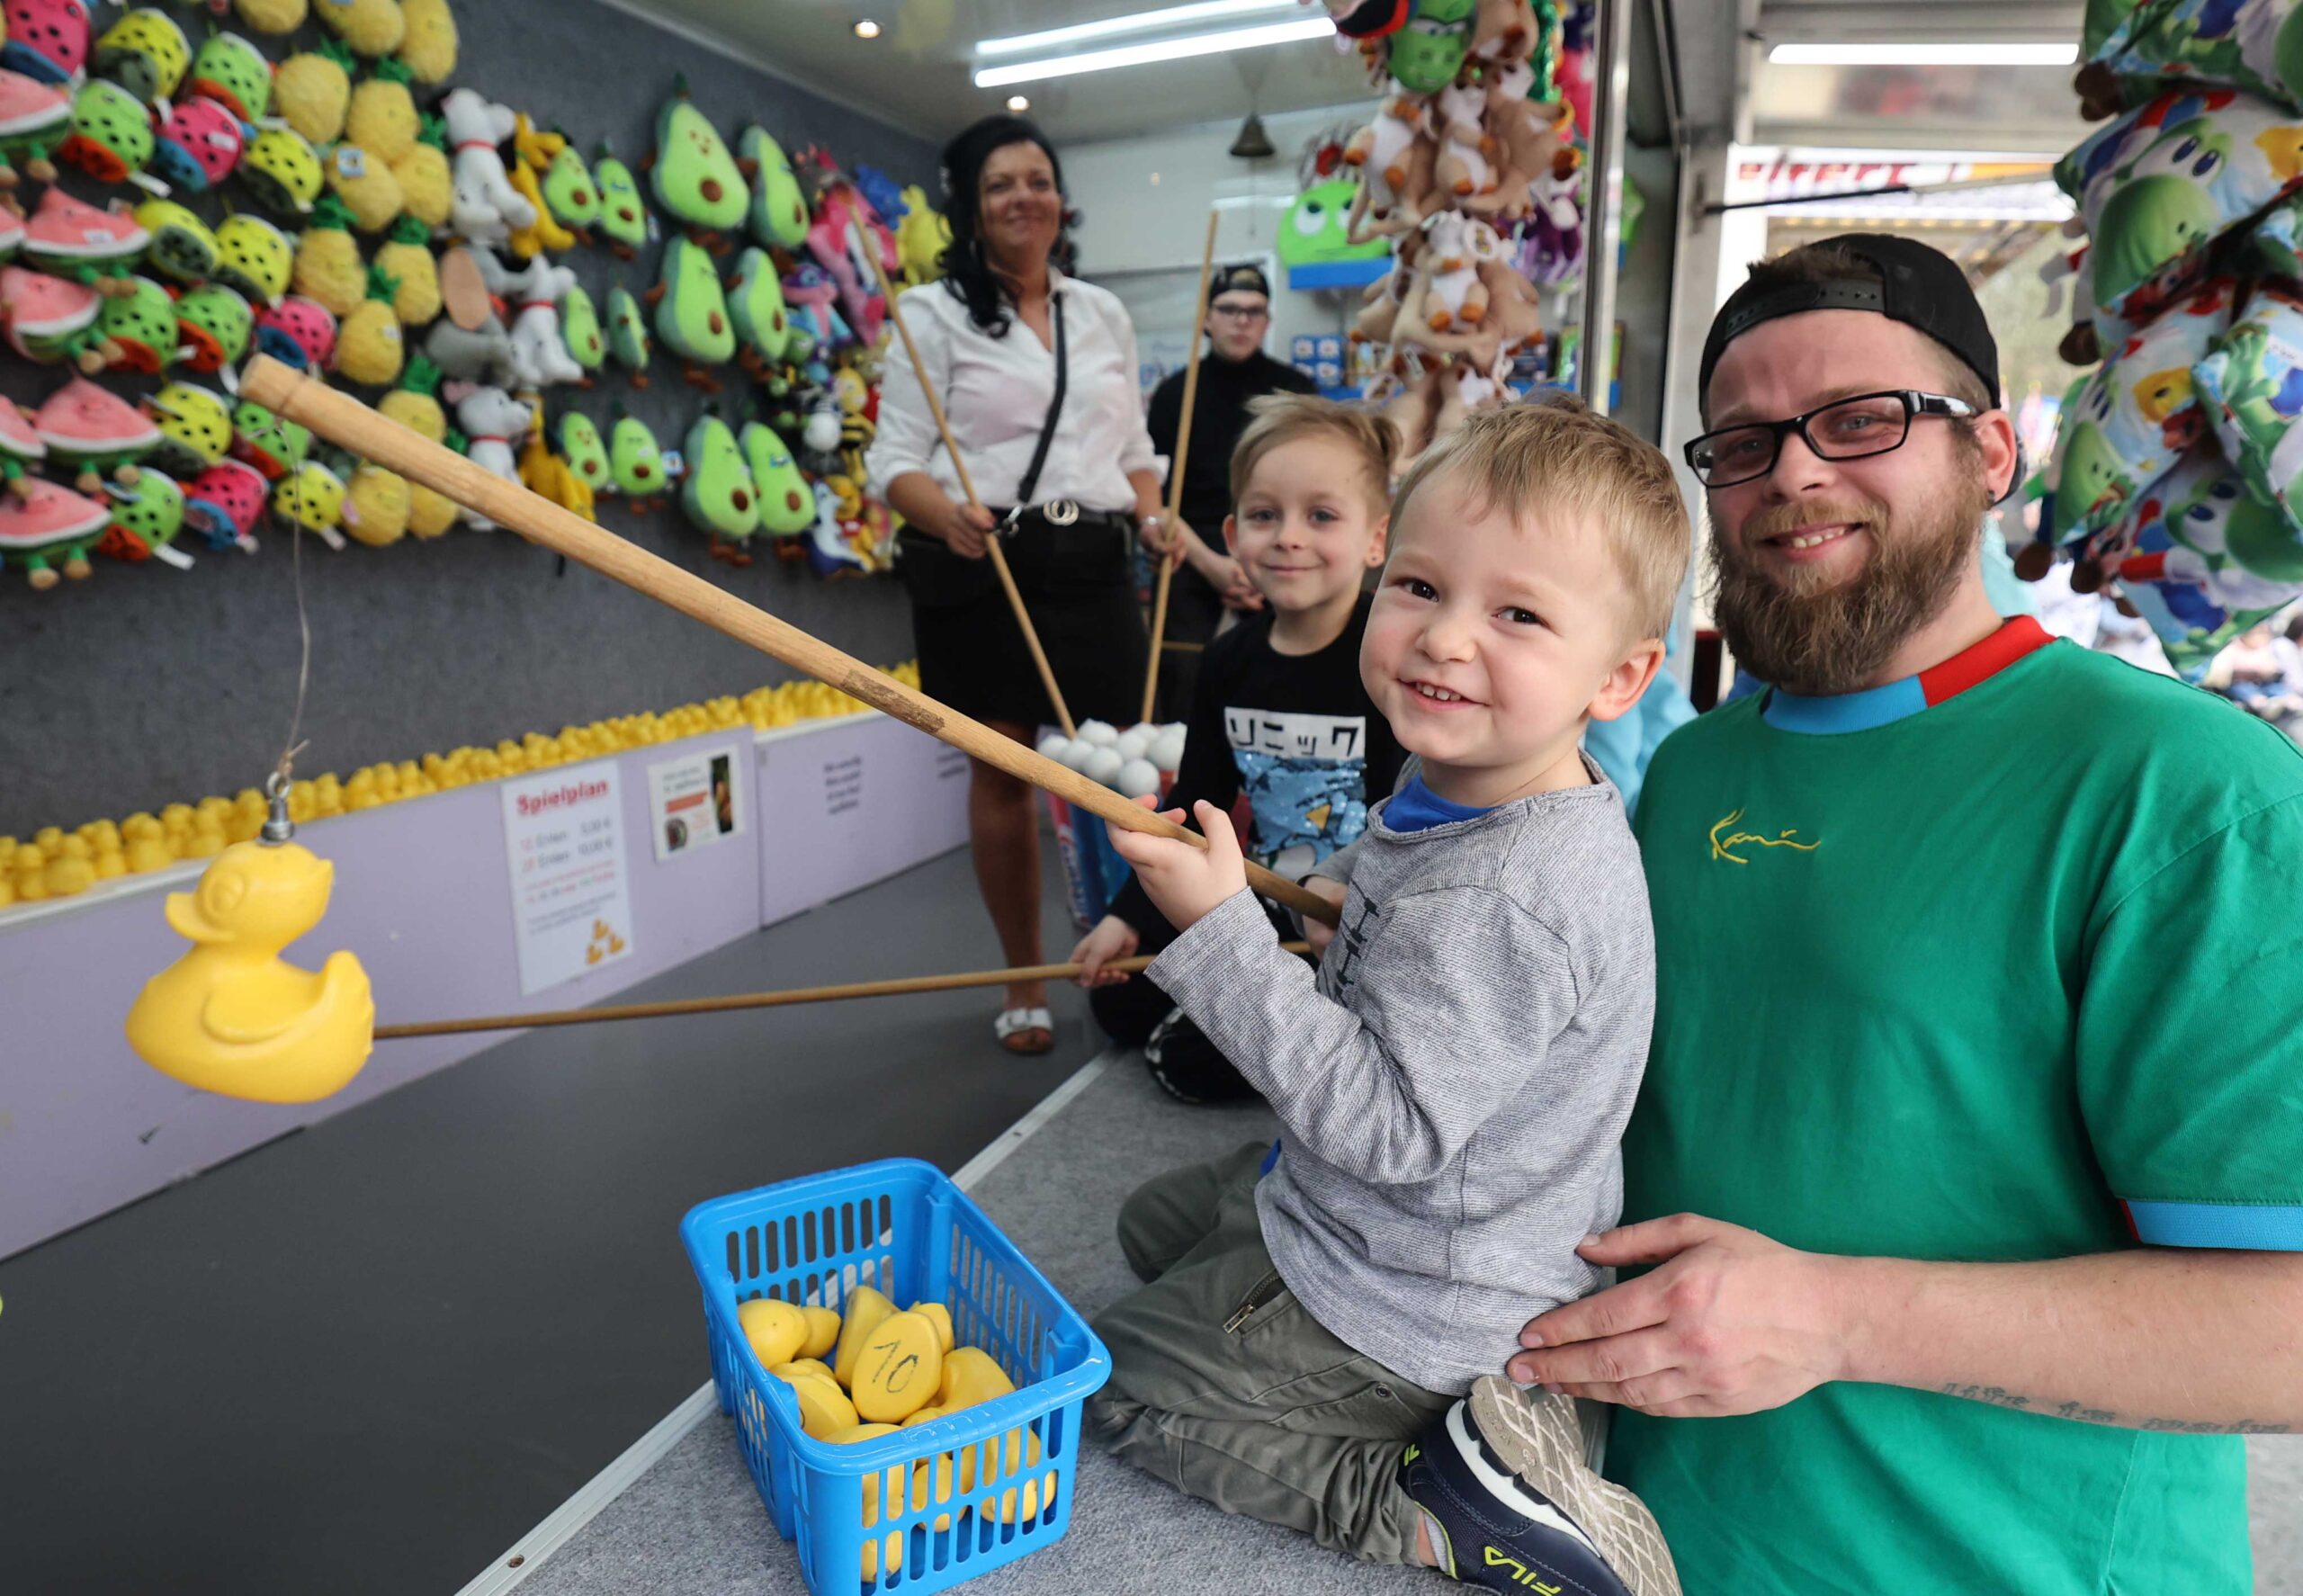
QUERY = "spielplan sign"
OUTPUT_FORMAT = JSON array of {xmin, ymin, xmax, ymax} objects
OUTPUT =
[{"xmin": 500, "ymin": 759, "xmax": 635, "ymax": 996}]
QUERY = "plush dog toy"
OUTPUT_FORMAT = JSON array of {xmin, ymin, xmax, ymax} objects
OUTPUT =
[
  {"xmin": 442, "ymin": 379, "xmax": 532, "ymax": 530},
  {"xmin": 475, "ymin": 248, "xmax": 585, "ymax": 389},
  {"xmin": 440, "ymin": 87, "xmax": 533, "ymax": 249}
]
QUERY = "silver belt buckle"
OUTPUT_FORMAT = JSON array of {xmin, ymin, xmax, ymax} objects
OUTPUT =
[{"xmin": 1043, "ymin": 499, "xmax": 1080, "ymax": 527}]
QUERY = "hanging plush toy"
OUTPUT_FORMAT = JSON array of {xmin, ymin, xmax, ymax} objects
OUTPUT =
[
  {"xmin": 241, "ymin": 126, "xmax": 327, "ymax": 218},
  {"xmin": 0, "ymin": 69, "xmax": 70, "ymax": 186},
  {"xmin": 649, "ymin": 234, "xmax": 732, "ymax": 388},
  {"xmin": 399, "ymin": 0, "xmax": 456, "ymax": 84},
  {"xmin": 421, "ymin": 290, "xmax": 517, "ymax": 387},
  {"xmin": 0, "ymin": 397, "xmax": 44, "ymax": 495},
  {"xmin": 271, "ymin": 454, "xmax": 348, "ymax": 548},
  {"xmin": 340, "ymin": 453, "xmax": 412, "ymax": 546},
  {"xmin": 93, "ymin": 6, "xmax": 189, "ymax": 103},
  {"xmin": 2192, "ymin": 280, "xmax": 2303, "ymax": 547},
  {"xmin": 680, "ymin": 407, "xmax": 760, "ymax": 562},
  {"xmin": 2, "ymin": 264, "xmax": 120, "ymax": 371},
  {"xmin": 313, "ymin": 0, "xmax": 403, "ymax": 58},
  {"xmin": 181, "ymin": 456, "xmax": 268, "ymax": 550},
  {"xmin": 187, "ymin": 30, "xmax": 271, "ymax": 121},
  {"xmin": 739, "ymin": 123, "xmax": 810, "ymax": 249},
  {"xmin": 894, "ymin": 184, "xmax": 949, "ymax": 286},
  {"xmin": 134, "ymin": 197, "xmax": 218, "ymax": 282},
  {"xmin": 372, "ymin": 215, "xmax": 438, "ymax": 326},
  {"xmin": 273, "ymin": 40, "xmax": 354, "ymax": 144},
  {"xmin": 605, "ymin": 401, "xmax": 666, "ymax": 510},
  {"xmin": 98, "ymin": 463, "xmax": 188, "ymax": 566},
  {"xmin": 255, "ymin": 293, "xmax": 338, "ymax": 372},
  {"xmin": 96, "ymin": 273, "xmax": 181, "ymax": 373},
  {"xmin": 781, "ymin": 262, "xmax": 851, "ymax": 352},
  {"xmin": 212, "ymin": 212, "xmax": 295, "ymax": 305},
  {"xmin": 440, "ymin": 86, "xmax": 531, "ymax": 248},
  {"xmin": 590, "ymin": 139, "xmax": 650, "ymax": 257},
  {"xmin": 605, "ymin": 280, "xmax": 649, "ymax": 386},
  {"xmin": 536, "ymin": 132, "xmax": 600, "ymax": 237},
  {"xmin": 560, "ymin": 281, "xmax": 604, "ymax": 376},
  {"xmin": 233, "ymin": 0, "xmax": 309, "ymax": 37},
  {"xmin": 390, "ymin": 119, "xmax": 452, "ymax": 229},
  {"xmin": 2095, "ymin": 449, "xmax": 2303, "ymax": 672},
  {"xmin": 650, "ymin": 76, "xmax": 748, "ymax": 239},
  {"xmin": 229, "ymin": 397, "xmax": 312, "ymax": 480},
  {"xmin": 727, "ymin": 245, "xmax": 791, "ymax": 378},
  {"xmin": 2085, "ymin": 0, "xmax": 2303, "ymax": 116},
  {"xmin": 0, "ymin": 476, "xmax": 110, "ymax": 587},
  {"xmin": 150, "ymin": 94, "xmax": 250, "ymax": 194},
  {"xmin": 378, "ymin": 357, "xmax": 456, "ymax": 536},
  {"xmin": 59, "ymin": 78, "xmax": 160, "ymax": 189},
  {"xmin": 144, "ymin": 381, "xmax": 235, "ymax": 475},
  {"xmin": 35, "ymin": 375, "xmax": 159, "ymax": 493},
  {"xmin": 345, "ymin": 59, "xmax": 419, "ymax": 163},
  {"xmin": 476, "ymin": 247, "xmax": 584, "ymax": 389},
  {"xmin": 324, "ymin": 140, "xmax": 403, "ymax": 232},
  {"xmin": 442, "ymin": 379, "xmax": 531, "ymax": 529},
  {"xmin": 174, "ymin": 282, "xmax": 255, "ymax": 376},
  {"xmin": 332, "ymin": 261, "xmax": 404, "ymax": 385},
  {"xmin": 805, "ymin": 171, "xmax": 892, "ymax": 344},
  {"xmin": 559, "ymin": 408, "xmax": 608, "ymax": 493},
  {"xmin": 516, "ymin": 405, "xmax": 593, "ymax": 521},
  {"xmin": 22, "ymin": 187, "xmax": 149, "ymax": 291},
  {"xmin": 502, "ymin": 113, "xmax": 578, "ymax": 259},
  {"xmin": 293, "ymin": 197, "xmax": 365, "ymax": 316},
  {"xmin": 3, "ymin": 0, "xmax": 93, "ymax": 86},
  {"xmin": 741, "ymin": 417, "xmax": 814, "ymax": 535}
]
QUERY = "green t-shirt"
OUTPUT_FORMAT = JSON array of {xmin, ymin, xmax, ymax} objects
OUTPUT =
[{"xmin": 1610, "ymin": 619, "xmax": 2303, "ymax": 1595}]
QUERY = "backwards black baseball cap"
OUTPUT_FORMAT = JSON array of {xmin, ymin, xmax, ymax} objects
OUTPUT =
[
  {"xmin": 1698, "ymin": 233, "xmax": 2001, "ymax": 409},
  {"xmin": 1210, "ymin": 264, "xmax": 1272, "ymax": 303}
]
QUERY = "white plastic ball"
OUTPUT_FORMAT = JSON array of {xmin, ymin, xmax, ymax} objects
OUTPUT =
[
  {"xmin": 1053, "ymin": 738, "xmax": 1092, "ymax": 771},
  {"xmin": 1077, "ymin": 719, "xmax": 1120, "ymax": 747},
  {"xmin": 1036, "ymin": 732, "xmax": 1071, "ymax": 764},
  {"xmin": 1082, "ymin": 746, "xmax": 1125, "ymax": 785},
  {"xmin": 1115, "ymin": 726, "xmax": 1155, "ymax": 762},
  {"xmin": 1150, "ymin": 729, "xmax": 1187, "ymax": 771},
  {"xmin": 1116, "ymin": 758, "xmax": 1161, "ymax": 798}
]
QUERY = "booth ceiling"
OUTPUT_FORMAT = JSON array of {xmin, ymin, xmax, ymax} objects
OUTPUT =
[{"xmin": 600, "ymin": 0, "xmax": 1381, "ymax": 144}]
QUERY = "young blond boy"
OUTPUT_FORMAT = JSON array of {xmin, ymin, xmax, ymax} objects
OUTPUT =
[
  {"xmin": 1086, "ymin": 399, "xmax": 1691, "ymax": 1596},
  {"xmin": 1074, "ymin": 395, "xmax": 1405, "ymax": 1102}
]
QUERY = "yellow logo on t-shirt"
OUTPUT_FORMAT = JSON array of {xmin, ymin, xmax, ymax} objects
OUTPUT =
[{"xmin": 1709, "ymin": 807, "xmax": 1822, "ymax": 864}]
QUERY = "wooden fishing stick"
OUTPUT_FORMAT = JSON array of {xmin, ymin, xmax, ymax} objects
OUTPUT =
[
  {"xmin": 1143, "ymin": 211, "xmax": 1222, "ymax": 725},
  {"xmin": 237, "ymin": 356, "xmax": 1340, "ymax": 926},
  {"xmin": 375, "ymin": 943, "xmax": 1313, "ymax": 1040},
  {"xmin": 861, "ymin": 230, "xmax": 1075, "ymax": 737}
]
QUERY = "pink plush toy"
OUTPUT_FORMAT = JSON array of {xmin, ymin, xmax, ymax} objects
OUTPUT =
[{"xmin": 804, "ymin": 175, "xmax": 890, "ymax": 346}]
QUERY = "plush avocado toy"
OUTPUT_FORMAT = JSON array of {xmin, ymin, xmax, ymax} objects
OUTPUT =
[
  {"xmin": 650, "ymin": 76, "xmax": 748, "ymax": 235},
  {"xmin": 559, "ymin": 409, "xmax": 609, "ymax": 491},
  {"xmin": 605, "ymin": 403, "xmax": 667, "ymax": 507},
  {"xmin": 560, "ymin": 282, "xmax": 605, "ymax": 374},
  {"xmin": 726, "ymin": 246, "xmax": 791, "ymax": 375},
  {"xmin": 741, "ymin": 418, "xmax": 815, "ymax": 536},
  {"xmin": 591, "ymin": 139, "xmax": 650, "ymax": 257},
  {"xmin": 680, "ymin": 408, "xmax": 760, "ymax": 560},
  {"xmin": 739, "ymin": 124, "xmax": 810, "ymax": 250},
  {"xmin": 605, "ymin": 281, "xmax": 650, "ymax": 386},
  {"xmin": 651, "ymin": 234, "xmax": 734, "ymax": 382}
]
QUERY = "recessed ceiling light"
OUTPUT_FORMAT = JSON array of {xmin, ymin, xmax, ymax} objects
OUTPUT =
[
  {"xmin": 1767, "ymin": 41, "xmax": 2075, "ymax": 66},
  {"xmin": 973, "ymin": 15, "xmax": 1332, "ymax": 86},
  {"xmin": 853, "ymin": 18, "xmax": 881, "ymax": 40},
  {"xmin": 1005, "ymin": 94, "xmax": 1029, "ymax": 111},
  {"xmin": 1149, "ymin": 172, "xmax": 1160, "ymax": 185}
]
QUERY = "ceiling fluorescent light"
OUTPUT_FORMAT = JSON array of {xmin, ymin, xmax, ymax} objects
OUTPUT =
[
  {"xmin": 1768, "ymin": 41, "xmax": 2078, "ymax": 66},
  {"xmin": 977, "ymin": 1, "xmax": 1304, "ymax": 58},
  {"xmin": 974, "ymin": 16, "xmax": 1334, "ymax": 86}
]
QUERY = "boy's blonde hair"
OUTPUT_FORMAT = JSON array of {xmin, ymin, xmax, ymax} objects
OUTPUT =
[
  {"xmin": 1229, "ymin": 393, "xmax": 1400, "ymax": 519},
  {"xmin": 1391, "ymin": 396, "xmax": 1691, "ymax": 641}
]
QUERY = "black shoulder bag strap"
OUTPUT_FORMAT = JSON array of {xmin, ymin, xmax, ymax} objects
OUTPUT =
[{"xmin": 1012, "ymin": 293, "xmax": 1067, "ymax": 507}]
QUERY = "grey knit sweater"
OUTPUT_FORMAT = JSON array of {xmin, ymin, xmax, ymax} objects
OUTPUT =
[{"xmin": 1147, "ymin": 759, "xmax": 1656, "ymax": 1394}]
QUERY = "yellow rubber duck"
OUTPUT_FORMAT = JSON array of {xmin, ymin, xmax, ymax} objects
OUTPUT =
[{"xmin": 125, "ymin": 841, "xmax": 375, "ymax": 1105}]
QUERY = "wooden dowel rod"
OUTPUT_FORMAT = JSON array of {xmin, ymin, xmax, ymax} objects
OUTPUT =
[
  {"xmin": 864, "ymin": 229, "xmax": 1074, "ymax": 737},
  {"xmin": 1143, "ymin": 211, "xmax": 1223, "ymax": 725},
  {"xmin": 378, "ymin": 943, "xmax": 1313, "ymax": 1040},
  {"xmin": 236, "ymin": 356, "xmax": 1338, "ymax": 925}
]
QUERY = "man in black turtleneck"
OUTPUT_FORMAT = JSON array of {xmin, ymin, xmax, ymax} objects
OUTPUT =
[{"xmin": 1144, "ymin": 264, "xmax": 1317, "ymax": 719}]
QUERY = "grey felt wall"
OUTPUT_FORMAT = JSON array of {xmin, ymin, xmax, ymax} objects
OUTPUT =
[{"xmin": 0, "ymin": 0, "xmax": 937, "ymax": 838}]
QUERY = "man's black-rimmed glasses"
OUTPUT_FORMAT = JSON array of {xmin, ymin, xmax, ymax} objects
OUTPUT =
[{"xmin": 1683, "ymin": 390, "xmax": 1978, "ymax": 489}]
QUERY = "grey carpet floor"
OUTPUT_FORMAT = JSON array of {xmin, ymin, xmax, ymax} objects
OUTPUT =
[{"xmin": 508, "ymin": 1057, "xmax": 2303, "ymax": 1596}]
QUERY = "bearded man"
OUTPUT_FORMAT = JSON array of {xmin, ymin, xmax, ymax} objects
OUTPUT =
[{"xmin": 1506, "ymin": 236, "xmax": 2303, "ymax": 1593}]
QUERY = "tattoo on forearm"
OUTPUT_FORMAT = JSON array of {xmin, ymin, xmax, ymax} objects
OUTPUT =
[{"xmin": 1937, "ymin": 1385, "xmax": 2291, "ymax": 1434}]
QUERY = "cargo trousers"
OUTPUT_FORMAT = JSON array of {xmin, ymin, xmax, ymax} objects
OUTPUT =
[{"xmin": 1084, "ymin": 1141, "xmax": 1454, "ymax": 1563}]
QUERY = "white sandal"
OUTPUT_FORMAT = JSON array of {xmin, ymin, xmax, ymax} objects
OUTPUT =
[{"xmin": 994, "ymin": 1006, "xmax": 1054, "ymax": 1055}]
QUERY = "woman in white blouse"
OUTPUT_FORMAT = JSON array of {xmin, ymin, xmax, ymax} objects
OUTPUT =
[{"xmin": 866, "ymin": 115, "xmax": 1166, "ymax": 1055}]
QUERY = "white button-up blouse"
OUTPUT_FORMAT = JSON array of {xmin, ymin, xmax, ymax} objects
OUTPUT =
[{"xmin": 865, "ymin": 270, "xmax": 1158, "ymax": 515}]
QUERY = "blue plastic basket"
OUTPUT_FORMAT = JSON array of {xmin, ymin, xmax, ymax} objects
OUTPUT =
[{"xmin": 681, "ymin": 1158, "xmax": 1111, "ymax": 1595}]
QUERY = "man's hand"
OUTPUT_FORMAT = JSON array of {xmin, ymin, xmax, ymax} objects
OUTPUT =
[
  {"xmin": 1506, "ymin": 1214, "xmax": 1851, "ymax": 1418},
  {"xmin": 1069, "ymin": 914, "xmax": 1141, "ymax": 987},
  {"xmin": 1298, "ymin": 876, "xmax": 1347, "ymax": 955},
  {"xmin": 1107, "ymin": 798, "xmax": 1249, "ymax": 933}
]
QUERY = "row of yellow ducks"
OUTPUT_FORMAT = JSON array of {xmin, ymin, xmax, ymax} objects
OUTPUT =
[{"xmin": 1, "ymin": 665, "xmax": 919, "ymax": 910}]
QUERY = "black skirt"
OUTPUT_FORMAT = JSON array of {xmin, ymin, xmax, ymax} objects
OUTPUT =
[{"xmin": 904, "ymin": 509, "xmax": 1150, "ymax": 730}]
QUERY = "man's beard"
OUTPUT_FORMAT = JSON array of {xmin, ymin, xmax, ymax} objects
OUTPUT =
[{"xmin": 1707, "ymin": 476, "xmax": 1988, "ymax": 696}]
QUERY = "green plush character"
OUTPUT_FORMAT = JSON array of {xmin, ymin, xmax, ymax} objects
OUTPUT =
[
  {"xmin": 652, "ymin": 234, "xmax": 734, "ymax": 370},
  {"xmin": 59, "ymin": 79, "xmax": 157, "ymax": 186},
  {"xmin": 540, "ymin": 137, "xmax": 602, "ymax": 230},
  {"xmin": 188, "ymin": 30, "xmax": 273, "ymax": 121},
  {"xmin": 606, "ymin": 281, "xmax": 650, "ymax": 382},
  {"xmin": 680, "ymin": 408, "xmax": 759, "ymax": 556},
  {"xmin": 741, "ymin": 417, "xmax": 813, "ymax": 536},
  {"xmin": 605, "ymin": 403, "xmax": 667, "ymax": 501},
  {"xmin": 650, "ymin": 76, "xmax": 747, "ymax": 234},
  {"xmin": 173, "ymin": 282, "xmax": 255, "ymax": 376},
  {"xmin": 560, "ymin": 282, "xmax": 605, "ymax": 374},
  {"xmin": 1275, "ymin": 177, "xmax": 1390, "ymax": 287},
  {"xmin": 560, "ymin": 409, "xmax": 609, "ymax": 491},
  {"xmin": 726, "ymin": 246, "xmax": 791, "ymax": 372},
  {"xmin": 102, "ymin": 465, "xmax": 187, "ymax": 561},
  {"xmin": 592, "ymin": 139, "xmax": 650, "ymax": 257},
  {"xmin": 95, "ymin": 273, "xmax": 180, "ymax": 374},
  {"xmin": 739, "ymin": 124, "xmax": 810, "ymax": 249},
  {"xmin": 2093, "ymin": 119, "xmax": 2228, "ymax": 306},
  {"xmin": 1388, "ymin": 0, "xmax": 1473, "ymax": 94},
  {"xmin": 229, "ymin": 399, "xmax": 311, "ymax": 480}
]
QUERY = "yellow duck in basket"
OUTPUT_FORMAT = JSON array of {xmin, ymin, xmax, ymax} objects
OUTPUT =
[{"xmin": 126, "ymin": 841, "xmax": 374, "ymax": 1103}]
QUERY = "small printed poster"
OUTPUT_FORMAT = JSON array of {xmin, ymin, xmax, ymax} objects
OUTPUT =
[
  {"xmin": 649, "ymin": 744, "xmax": 746, "ymax": 863},
  {"xmin": 500, "ymin": 759, "xmax": 634, "ymax": 996}
]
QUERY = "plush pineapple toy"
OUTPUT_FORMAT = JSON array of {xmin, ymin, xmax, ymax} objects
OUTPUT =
[
  {"xmin": 325, "ymin": 140, "xmax": 402, "ymax": 232},
  {"xmin": 333, "ymin": 262, "xmax": 404, "ymax": 386},
  {"xmin": 339, "ymin": 451, "xmax": 411, "ymax": 546},
  {"xmin": 233, "ymin": 0, "xmax": 309, "ymax": 36},
  {"xmin": 273, "ymin": 41, "xmax": 354, "ymax": 145},
  {"xmin": 314, "ymin": 0, "xmax": 404, "ymax": 58},
  {"xmin": 399, "ymin": 0, "xmax": 457, "ymax": 85},
  {"xmin": 390, "ymin": 118, "xmax": 452, "ymax": 229},
  {"xmin": 379, "ymin": 356, "xmax": 457, "ymax": 537},
  {"xmin": 373, "ymin": 215, "xmax": 439, "ymax": 327},
  {"xmin": 345, "ymin": 59, "xmax": 418, "ymax": 164},
  {"xmin": 293, "ymin": 196, "xmax": 365, "ymax": 318}
]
